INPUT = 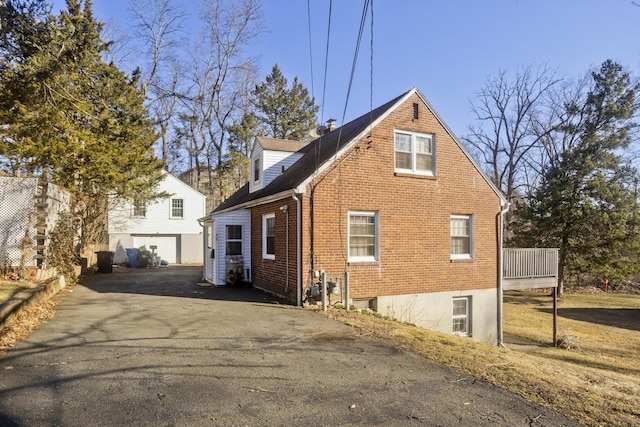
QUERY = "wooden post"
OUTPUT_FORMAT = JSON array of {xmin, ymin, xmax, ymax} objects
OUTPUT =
[{"xmin": 553, "ymin": 285, "xmax": 558, "ymax": 347}]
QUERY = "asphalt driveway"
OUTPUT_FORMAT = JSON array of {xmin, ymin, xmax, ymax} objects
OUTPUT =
[{"xmin": 0, "ymin": 266, "xmax": 581, "ymax": 426}]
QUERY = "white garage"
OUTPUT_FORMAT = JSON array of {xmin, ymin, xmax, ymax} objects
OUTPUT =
[
  {"xmin": 108, "ymin": 171, "xmax": 206, "ymax": 266},
  {"xmin": 133, "ymin": 235, "xmax": 178, "ymax": 264}
]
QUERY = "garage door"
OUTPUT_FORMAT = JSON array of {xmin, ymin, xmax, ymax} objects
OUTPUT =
[{"xmin": 133, "ymin": 235, "xmax": 178, "ymax": 264}]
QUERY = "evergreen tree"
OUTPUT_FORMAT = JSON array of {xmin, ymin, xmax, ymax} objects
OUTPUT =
[
  {"xmin": 513, "ymin": 60, "xmax": 640, "ymax": 294},
  {"xmin": 252, "ymin": 64, "xmax": 318, "ymax": 141},
  {"xmin": 0, "ymin": 0, "xmax": 165, "ymax": 249}
]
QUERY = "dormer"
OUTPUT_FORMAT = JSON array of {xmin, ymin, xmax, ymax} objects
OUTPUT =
[{"xmin": 249, "ymin": 136, "xmax": 309, "ymax": 193}]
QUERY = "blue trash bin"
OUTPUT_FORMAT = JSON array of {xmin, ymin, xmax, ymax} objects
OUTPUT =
[{"xmin": 126, "ymin": 248, "xmax": 139, "ymax": 268}]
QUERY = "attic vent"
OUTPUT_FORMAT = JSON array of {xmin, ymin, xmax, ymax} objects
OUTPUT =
[{"xmin": 412, "ymin": 103, "xmax": 419, "ymax": 120}]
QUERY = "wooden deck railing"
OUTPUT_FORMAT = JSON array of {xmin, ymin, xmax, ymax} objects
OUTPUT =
[{"xmin": 503, "ymin": 248, "xmax": 558, "ymax": 290}]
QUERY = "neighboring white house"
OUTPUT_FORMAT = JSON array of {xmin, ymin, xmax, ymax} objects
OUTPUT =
[{"xmin": 108, "ymin": 171, "xmax": 206, "ymax": 264}]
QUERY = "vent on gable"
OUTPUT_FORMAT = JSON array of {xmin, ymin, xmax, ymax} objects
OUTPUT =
[{"xmin": 412, "ymin": 103, "xmax": 419, "ymax": 120}]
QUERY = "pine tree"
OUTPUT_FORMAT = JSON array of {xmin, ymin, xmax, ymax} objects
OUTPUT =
[
  {"xmin": 513, "ymin": 60, "xmax": 640, "ymax": 293},
  {"xmin": 0, "ymin": 0, "xmax": 165, "ymax": 249},
  {"xmin": 252, "ymin": 64, "xmax": 318, "ymax": 141}
]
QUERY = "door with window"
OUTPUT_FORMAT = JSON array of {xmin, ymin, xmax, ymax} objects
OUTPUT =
[{"xmin": 204, "ymin": 222, "xmax": 215, "ymax": 282}]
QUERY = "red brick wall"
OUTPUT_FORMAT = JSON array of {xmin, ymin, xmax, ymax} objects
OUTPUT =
[
  {"xmin": 300, "ymin": 93, "xmax": 501, "ymax": 300},
  {"xmin": 251, "ymin": 199, "xmax": 299, "ymax": 300},
  {"xmin": 250, "ymin": 93, "xmax": 502, "ymax": 304}
]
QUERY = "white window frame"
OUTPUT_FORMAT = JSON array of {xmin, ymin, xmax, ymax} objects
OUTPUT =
[
  {"xmin": 262, "ymin": 213, "xmax": 275, "ymax": 260},
  {"xmin": 452, "ymin": 296, "xmax": 471, "ymax": 336},
  {"xmin": 348, "ymin": 211, "xmax": 379, "ymax": 263},
  {"xmin": 170, "ymin": 198, "xmax": 184, "ymax": 219},
  {"xmin": 225, "ymin": 224, "xmax": 242, "ymax": 256},
  {"xmin": 394, "ymin": 130, "xmax": 435, "ymax": 175},
  {"xmin": 450, "ymin": 214, "xmax": 473, "ymax": 259},
  {"xmin": 132, "ymin": 198, "xmax": 146, "ymax": 218},
  {"xmin": 254, "ymin": 157, "xmax": 260, "ymax": 182}
]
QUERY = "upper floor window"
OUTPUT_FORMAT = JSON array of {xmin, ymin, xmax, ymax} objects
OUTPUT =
[
  {"xmin": 263, "ymin": 213, "xmax": 275, "ymax": 260},
  {"xmin": 170, "ymin": 198, "xmax": 184, "ymax": 218},
  {"xmin": 450, "ymin": 215, "xmax": 472, "ymax": 259},
  {"xmin": 394, "ymin": 130, "xmax": 434, "ymax": 175},
  {"xmin": 348, "ymin": 211, "xmax": 378, "ymax": 262},
  {"xmin": 254, "ymin": 157, "xmax": 261, "ymax": 182},
  {"xmin": 132, "ymin": 198, "xmax": 146, "ymax": 217}
]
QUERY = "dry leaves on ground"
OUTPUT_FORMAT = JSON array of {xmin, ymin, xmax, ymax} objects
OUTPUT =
[{"xmin": 0, "ymin": 295, "xmax": 60, "ymax": 357}]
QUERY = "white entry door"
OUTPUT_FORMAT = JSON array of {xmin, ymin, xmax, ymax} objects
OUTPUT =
[{"xmin": 133, "ymin": 235, "xmax": 178, "ymax": 264}]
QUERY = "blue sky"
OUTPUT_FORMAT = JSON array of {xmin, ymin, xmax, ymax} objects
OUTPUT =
[{"xmin": 52, "ymin": 0, "xmax": 640, "ymax": 138}]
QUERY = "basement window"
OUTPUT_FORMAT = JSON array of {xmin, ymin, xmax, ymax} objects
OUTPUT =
[{"xmin": 452, "ymin": 297, "xmax": 471, "ymax": 336}]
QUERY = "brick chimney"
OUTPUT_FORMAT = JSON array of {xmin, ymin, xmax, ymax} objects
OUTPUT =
[{"xmin": 326, "ymin": 119, "xmax": 336, "ymax": 134}]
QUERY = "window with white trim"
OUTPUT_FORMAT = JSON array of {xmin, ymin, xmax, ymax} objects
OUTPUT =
[
  {"xmin": 226, "ymin": 225, "xmax": 242, "ymax": 256},
  {"xmin": 262, "ymin": 213, "xmax": 275, "ymax": 260},
  {"xmin": 394, "ymin": 130, "xmax": 434, "ymax": 175},
  {"xmin": 132, "ymin": 198, "xmax": 146, "ymax": 217},
  {"xmin": 450, "ymin": 215, "xmax": 472, "ymax": 259},
  {"xmin": 348, "ymin": 211, "xmax": 378, "ymax": 262},
  {"xmin": 254, "ymin": 157, "xmax": 260, "ymax": 182},
  {"xmin": 452, "ymin": 297, "xmax": 471, "ymax": 336},
  {"xmin": 170, "ymin": 198, "xmax": 184, "ymax": 218}
]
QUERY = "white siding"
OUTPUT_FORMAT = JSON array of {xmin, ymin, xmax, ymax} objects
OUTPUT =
[
  {"xmin": 263, "ymin": 150, "xmax": 304, "ymax": 187},
  {"xmin": 249, "ymin": 140, "xmax": 304, "ymax": 193},
  {"xmin": 108, "ymin": 173, "xmax": 205, "ymax": 235},
  {"xmin": 108, "ymin": 172, "xmax": 206, "ymax": 264},
  {"xmin": 205, "ymin": 209, "xmax": 251, "ymax": 285}
]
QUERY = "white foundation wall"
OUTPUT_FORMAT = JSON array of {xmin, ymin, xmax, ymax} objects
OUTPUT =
[{"xmin": 374, "ymin": 288, "xmax": 498, "ymax": 344}]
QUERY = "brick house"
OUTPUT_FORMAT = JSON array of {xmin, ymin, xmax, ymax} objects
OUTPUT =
[{"xmin": 201, "ymin": 88, "xmax": 508, "ymax": 343}]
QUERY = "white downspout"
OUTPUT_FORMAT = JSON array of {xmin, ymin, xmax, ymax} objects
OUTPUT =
[
  {"xmin": 498, "ymin": 201, "xmax": 510, "ymax": 348},
  {"xmin": 292, "ymin": 193, "xmax": 302, "ymax": 306}
]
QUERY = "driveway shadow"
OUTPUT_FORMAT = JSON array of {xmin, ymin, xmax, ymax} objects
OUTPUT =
[
  {"xmin": 537, "ymin": 307, "xmax": 640, "ymax": 331},
  {"xmin": 79, "ymin": 265, "xmax": 288, "ymax": 304}
]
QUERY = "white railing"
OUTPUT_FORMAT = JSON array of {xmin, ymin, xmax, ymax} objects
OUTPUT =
[{"xmin": 503, "ymin": 248, "xmax": 558, "ymax": 279}]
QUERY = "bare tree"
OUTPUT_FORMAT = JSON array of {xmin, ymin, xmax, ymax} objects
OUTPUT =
[
  {"xmin": 176, "ymin": 0, "xmax": 263, "ymax": 205},
  {"xmin": 129, "ymin": 0, "xmax": 187, "ymax": 166},
  {"xmin": 463, "ymin": 65, "xmax": 560, "ymax": 212}
]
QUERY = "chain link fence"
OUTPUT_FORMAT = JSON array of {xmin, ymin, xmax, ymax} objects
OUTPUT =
[{"xmin": 0, "ymin": 177, "xmax": 71, "ymax": 277}]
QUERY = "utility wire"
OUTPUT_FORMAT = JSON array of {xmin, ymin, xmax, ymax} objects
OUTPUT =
[
  {"xmin": 306, "ymin": 0, "xmax": 315, "ymax": 100},
  {"xmin": 335, "ymin": 0, "xmax": 371, "ymax": 155},
  {"xmin": 320, "ymin": 0, "xmax": 333, "ymax": 126}
]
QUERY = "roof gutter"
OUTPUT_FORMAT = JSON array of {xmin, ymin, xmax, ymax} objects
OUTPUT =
[{"xmin": 209, "ymin": 188, "xmax": 306, "ymax": 217}]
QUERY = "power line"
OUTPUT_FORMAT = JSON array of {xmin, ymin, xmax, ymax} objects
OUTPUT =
[
  {"xmin": 306, "ymin": 0, "xmax": 315, "ymax": 100},
  {"xmin": 320, "ymin": 0, "xmax": 333, "ymax": 125}
]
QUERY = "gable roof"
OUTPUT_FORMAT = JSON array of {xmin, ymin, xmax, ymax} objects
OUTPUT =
[
  {"xmin": 256, "ymin": 136, "xmax": 310, "ymax": 152},
  {"xmin": 213, "ymin": 87, "xmax": 506, "ymax": 214}
]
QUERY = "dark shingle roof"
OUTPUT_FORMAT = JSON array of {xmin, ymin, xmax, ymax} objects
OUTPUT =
[
  {"xmin": 213, "ymin": 89, "xmax": 411, "ymax": 213},
  {"xmin": 256, "ymin": 136, "xmax": 310, "ymax": 152}
]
